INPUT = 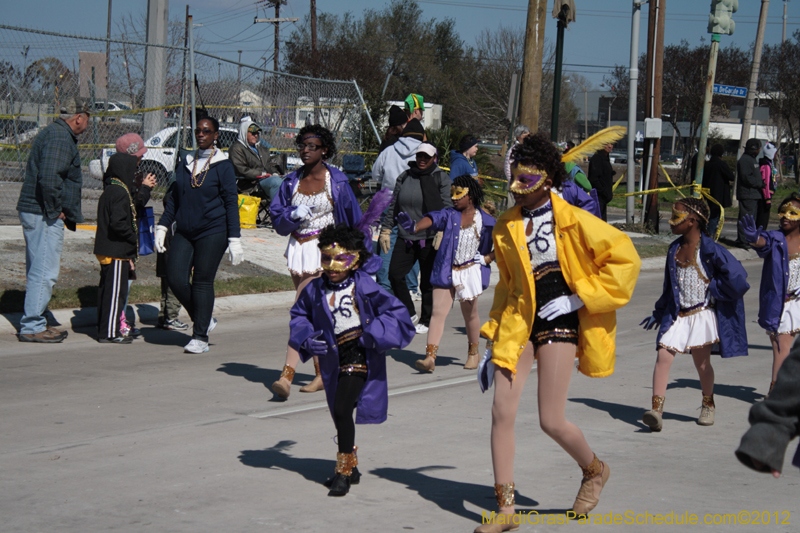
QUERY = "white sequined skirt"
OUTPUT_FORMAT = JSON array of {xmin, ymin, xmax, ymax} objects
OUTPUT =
[
  {"xmin": 452, "ymin": 263, "xmax": 483, "ymax": 302},
  {"xmin": 658, "ymin": 307, "xmax": 719, "ymax": 354},
  {"xmin": 774, "ymin": 298, "xmax": 800, "ymax": 336},
  {"xmin": 285, "ymin": 237, "xmax": 322, "ymax": 276}
]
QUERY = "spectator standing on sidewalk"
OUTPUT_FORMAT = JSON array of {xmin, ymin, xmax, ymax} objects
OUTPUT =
[
  {"xmin": 588, "ymin": 143, "xmax": 616, "ymax": 221},
  {"xmin": 703, "ymin": 144, "xmax": 735, "ymax": 238},
  {"xmin": 16, "ymin": 98, "xmax": 91, "ymax": 343},
  {"xmin": 156, "ymin": 178, "xmax": 188, "ymax": 331},
  {"xmin": 737, "ymin": 138, "xmax": 762, "ymax": 248},
  {"xmin": 404, "ymin": 93, "xmax": 425, "ymax": 124},
  {"xmin": 378, "ymin": 105, "xmax": 408, "ymax": 154},
  {"xmin": 449, "ymin": 134, "xmax": 479, "ymax": 179}
]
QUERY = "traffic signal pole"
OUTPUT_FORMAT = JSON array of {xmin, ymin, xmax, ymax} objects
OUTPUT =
[{"xmin": 694, "ymin": 34, "xmax": 721, "ymax": 196}]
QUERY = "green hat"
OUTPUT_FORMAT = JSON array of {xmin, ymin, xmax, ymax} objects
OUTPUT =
[{"xmin": 404, "ymin": 93, "xmax": 424, "ymax": 114}]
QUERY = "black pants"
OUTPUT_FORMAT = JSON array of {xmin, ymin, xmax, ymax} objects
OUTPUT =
[
  {"xmin": 737, "ymin": 198, "xmax": 759, "ymax": 247},
  {"xmin": 97, "ymin": 259, "xmax": 130, "ymax": 340},
  {"xmin": 756, "ymin": 199, "xmax": 771, "ymax": 232},
  {"xmin": 167, "ymin": 231, "xmax": 228, "ymax": 342},
  {"xmin": 598, "ymin": 200, "xmax": 608, "ymax": 222},
  {"xmin": 333, "ymin": 374, "xmax": 366, "ymax": 454},
  {"xmin": 388, "ymin": 238, "xmax": 436, "ymax": 325}
]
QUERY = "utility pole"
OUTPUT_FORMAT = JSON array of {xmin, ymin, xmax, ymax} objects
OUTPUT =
[
  {"xmin": 626, "ymin": 1, "xmax": 643, "ymax": 223},
  {"xmin": 783, "ymin": 0, "xmax": 791, "ymax": 43},
  {"xmin": 105, "ymin": 0, "xmax": 112, "ymax": 113},
  {"xmin": 736, "ymin": 0, "xmax": 769, "ymax": 208},
  {"xmin": 311, "ymin": 0, "xmax": 317, "ymax": 75},
  {"xmin": 642, "ymin": 0, "xmax": 665, "ymax": 232},
  {"xmin": 254, "ymin": 1, "xmax": 293, "ymax": 72},
  {"xmin": 519, "ymin": 0, "xmax": 548, "ymax": 131},
  {"xmin": 550, "ymin": 2, "xmax": 575, "ymax": 141}
]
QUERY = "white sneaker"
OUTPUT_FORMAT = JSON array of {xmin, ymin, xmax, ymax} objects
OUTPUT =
[
  {"xmin": 184, "ymin": 339, "xmax": 209, "ymax": 354},
  {"xmin": 410, "ymin": 314, "xmax": 420, "ymax": 325},
  {"xmin": 415, "ymin": 323, "xmax": 429, "ymax": 335},
  {"xmin": 411, "ymin": 291, "xmax": 422, "ymax": 301},
  {"xmin": 207, "ymin": 317, "xmax": 217, "ymax": 335}
]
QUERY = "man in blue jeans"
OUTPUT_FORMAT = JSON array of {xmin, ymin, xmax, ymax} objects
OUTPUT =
[{"xmin": 16, "ymin": 98, "xmax": 90, "ymax": 343}]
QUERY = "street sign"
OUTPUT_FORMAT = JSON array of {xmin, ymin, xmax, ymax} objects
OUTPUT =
[{"xmin": 713, "ymin": 84, "xmax": 747, "ymax": 98}]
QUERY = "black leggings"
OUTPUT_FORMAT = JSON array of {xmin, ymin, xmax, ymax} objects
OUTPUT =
[{"xmin": 333, "ymin": 374, "xmax": 366, "ymax": 453}]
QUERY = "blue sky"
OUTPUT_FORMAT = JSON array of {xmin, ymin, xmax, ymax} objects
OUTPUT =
[{"xmin": 4, "ymin": 0, "xmax": 800, "ymax": 88}]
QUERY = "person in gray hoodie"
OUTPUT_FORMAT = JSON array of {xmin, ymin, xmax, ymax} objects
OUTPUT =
[
  {"xmin": 228, "ymin": 116, "xmax": 283, "ymax": 200},
  {"xmin": 371, "ymin": 119, "xmax": 426, "ymax": 293}
]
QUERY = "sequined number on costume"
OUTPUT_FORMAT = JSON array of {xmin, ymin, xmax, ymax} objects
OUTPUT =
[{"xmin": 532, "ymin": 220, "xmax": 554, "ymax": 254}]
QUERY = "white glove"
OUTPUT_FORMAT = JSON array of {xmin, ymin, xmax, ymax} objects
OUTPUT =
[
  {"xmin": 291, "ymin": 205, "xmax": 312, "ymax": 221},
  {"xmin": 538, "ymin": 294, "xmax": 584, "ymax": 321},
  {"xmin": 477, "ymin": 347, "xmax": 495, "ymax": 393},
  {"xmin": 155, "ymin": 225, "xmax": 168, "ymax": 253},
  {"xmin": 474, "ymin": 252, "xmax": 488, "ymax": 266},
  {"xmin": 227, "ymin": 237, "xmax": 244, "ymax": 266},
  {"xmin": 639, "ymin": 315, "xmax": 658, "ymax": 330}
]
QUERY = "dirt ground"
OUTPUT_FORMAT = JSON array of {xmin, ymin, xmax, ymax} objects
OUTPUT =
[{"xmin": 0, "ymin": 238, "xmax": 281, "ymax": 292}]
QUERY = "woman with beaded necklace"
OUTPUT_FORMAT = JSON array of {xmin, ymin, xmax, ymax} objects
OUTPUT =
[
  {"xmin": 270, "ymin": 125, "xmax": 382, "ymax": 399},
  {"xmin": 641, "ymin": 198, "xmax": 749, "ymax": 431},
  {"xmin": 475, "ymin": 133, "xmax": 640, "ymax": 532},
  {"xmin": 156, "ymin": 116, "xmax": 243, "ymax": 354}
]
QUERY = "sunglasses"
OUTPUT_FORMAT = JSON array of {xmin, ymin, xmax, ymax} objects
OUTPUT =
[
  {"xmin": 194, "ymin": 128, "xmax": 216, "ymax": 135},
  {"xmin": 296, "ymin": 143, "xmax": 323, "ymax": 152}
]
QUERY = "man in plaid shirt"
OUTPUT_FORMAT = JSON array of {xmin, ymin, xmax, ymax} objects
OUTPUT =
[{"xmin": 16, "ymin": 98, "xmax": 90, "ymax": 343}]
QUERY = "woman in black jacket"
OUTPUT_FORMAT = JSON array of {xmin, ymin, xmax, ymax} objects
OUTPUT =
[
  {"xmin": 156, "ymin": 116, "xmax": 242, "ymax": 354},
  {"xmin": 94, "ymin": 153, "xmax": 140, "ymax": 343}
]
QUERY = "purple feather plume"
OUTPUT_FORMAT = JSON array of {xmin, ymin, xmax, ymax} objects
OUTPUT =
[{"xmin": 355, "ymin": 188, "xmax": 393, "ymax": 234}]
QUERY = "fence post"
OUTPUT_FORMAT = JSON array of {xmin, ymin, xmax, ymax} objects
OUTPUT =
[
  {"xmin": 188, "ymin": 15, "xmax": 197, "ymax": 150},
  {"xmin": 352, "ymin": 80, "xmax": 380, "ymax": 146}
]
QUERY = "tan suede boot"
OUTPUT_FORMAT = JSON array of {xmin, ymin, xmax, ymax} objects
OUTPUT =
[
  {"xmin": 474, "ymin": 482, "xmax": 519, "ymax": 533},
  {"xmin": 572, "ymin": 454, "xmax": 610, "ymax": 516},
  {"xmin": 271, "ymin": 365, "xmax": 295, "ymax": 399},
  {"xmin": 697, "ymin": 394, "xmax": 715, "ymax": 426},
  {"xmin": 415, "ymin": 344, "xmax": 437, "ymax": 373},
  {"xmin": 300, "ymin": 360, "xmax": 324, "ymax": 393},
  {"xmin": 464, "ymin": 342, "xmax": 480, "ymax": 370},
  {"xmin": 642, "ymin": 395, "xmax": 665, "ymax": 432}
]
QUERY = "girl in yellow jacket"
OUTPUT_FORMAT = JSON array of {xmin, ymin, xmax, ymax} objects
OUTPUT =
[{"xmin": 474, "ymin": 133, "xmax": 641, "ymax": 532}]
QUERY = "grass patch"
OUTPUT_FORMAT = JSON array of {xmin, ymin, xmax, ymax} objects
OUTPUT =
[
  {"xmin": 0, "ymin": 275, "xmax": 294, "ymax": 314},
  {"xmin": 633, "ymin": 243, "xmax": 671, "ymax": 259}
]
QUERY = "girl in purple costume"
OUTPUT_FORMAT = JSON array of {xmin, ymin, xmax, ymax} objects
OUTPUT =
[{"xmin": 289, "ymin": 224, "xmax": 415, "ymax": 496}]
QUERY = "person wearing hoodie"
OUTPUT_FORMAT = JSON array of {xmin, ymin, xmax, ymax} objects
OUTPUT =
[
  {"xmin": 228, "ymin": 117, "xmax": 283, "ymax": 200},
  {"xmin": 94, "ymin": 153, "xmax": 140, "ymax": 344},
  {"xmin": 449, "ymin": 134, "xmax": 479, "ymax": 179},
  {"xmin": 371, "ymin": 119, "xmax": 426, "ymax": 293},
  {"xmin": 155, "ymin": 116, "xmax": 243, "ymax": 355}
]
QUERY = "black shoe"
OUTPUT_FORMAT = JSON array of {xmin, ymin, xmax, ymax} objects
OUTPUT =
[
  {"xmin": 327, "ymin": 473, "xmax": 351, "ymax": 497},
  {"xmin": 324, "ymin": 466, "xmax": 360, "ymax": 488},
  {"xmin": 127, "ymin": 328, "xmax": 142, "ymax": 338},
  {"xmin": 98, "ymin": 336, "xmax": 133, "ymax": 344}
]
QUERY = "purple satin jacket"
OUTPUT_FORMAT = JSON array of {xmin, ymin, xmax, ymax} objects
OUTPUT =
[
  {"xmin": 754, "ymin": 230, "xmax": 793, "ymax": 332},
  {"xmin": 270, "ymin": 163, "xmax": 381, "ymax": 274},
  {"xmin": 653, "ymin": 234, "xmax": 750, "ymax": 357},
  {"xmin": 559, "ymin": 181, "xmax": 601, "ymax": 218},
  {"xmin": 289, "ymin": 269, "xmax": 415, "ymax": 424},
  {"xmin": 424, "ymin": 207, "xmax": 496, "ymax": 289}
]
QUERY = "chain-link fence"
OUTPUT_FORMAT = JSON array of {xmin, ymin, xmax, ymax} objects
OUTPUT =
[{"xmin": 0, "ymin": 24, "xmax": 377, "ymax": 223}]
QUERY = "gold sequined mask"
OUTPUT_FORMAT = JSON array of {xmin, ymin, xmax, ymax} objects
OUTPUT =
[
  {"xmin": 779, "ymin": 204, "xmax": 800, "ymax": 221},
  {"xmin": 669, "ymin": 208, "xmax": 690, "ymax": 227},
  {"xmin": 451, "ymin": 185, "xmax": 469, "ymax": 201},
  {"xmin": 509, "ymin": 163, "xmax": 547, "ymax": 195},
  {"xmin": 321, "ymin": 243, "xmax": 359, "ymax": 272}
]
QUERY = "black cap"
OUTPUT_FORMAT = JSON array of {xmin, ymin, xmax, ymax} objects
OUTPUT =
[
  {"xmin": 388, "ymin": 105, "xmax": 406, "ymax": 127},
  {"xmin": 402, "ymin": 118, "xmax": 425, "ymax": 139},
  {"xmin": 459, "ymin": 134, "xmax": 478, "ymax": 153},
  {"xmin": 745, "ymin": 138, "xmax": 761, "ymax": 152}
]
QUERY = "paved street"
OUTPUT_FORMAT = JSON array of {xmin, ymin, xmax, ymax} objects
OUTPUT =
[{"xmin": 1, "ymin": 259, "xmax": 798, "ymax": 532}]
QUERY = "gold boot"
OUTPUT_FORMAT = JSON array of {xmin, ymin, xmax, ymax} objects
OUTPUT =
[
  {"xmin": 464, "ymin": 342, "xmax": 480, "ymax": 370},
  {"xmin": 300, "ymin": 360, "xmax": 324, "ymax": 393},
  {"xmin": 328, "ymin": 451, "xmax": 357, "ymax": 497},
  {"xmin": 573, "ymin": 454, "xmax": 610, "ymax": 515},
  {"xmin": 642, "ymin": 395, "xmax": 665, "ymax": 432},
  {"xmin": 271, "ymin": 365, "xmax": 295, "ymax": 399},
  {"xmin": 474, "ymin": 482, "xmax": 519, "ymax": 533},
  {"xmin": 697, "ymin": 394, "xmax": 715, "ymax": 426},
  {"xmin": 415, "ymin": 344, "xmax": 437, "ymax": 373},
  {"xmin": 767, "ymin": 381, "xmax": 775, "ymax": 398}
]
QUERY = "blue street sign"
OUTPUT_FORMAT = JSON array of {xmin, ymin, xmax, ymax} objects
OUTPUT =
[{"xmin": 713, "ymin": 84, "xmax": 747, "ymax": 98}]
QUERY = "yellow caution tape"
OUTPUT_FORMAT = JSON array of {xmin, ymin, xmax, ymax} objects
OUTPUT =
[{"xmin": 611, "ymin": 172, "xmax": 626, "ymax": 193}]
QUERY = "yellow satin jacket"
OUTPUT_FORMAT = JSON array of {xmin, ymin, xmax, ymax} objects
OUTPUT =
[{"xmin": 480, "ymin": 193, "xmax": 641, "ymax": 377}]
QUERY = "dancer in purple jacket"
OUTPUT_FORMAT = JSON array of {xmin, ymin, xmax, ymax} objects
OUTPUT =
[
  {"xmin": 640, "ymin": 198, "xmax": 749, "ymax": 431},
  {"xmin": 396, "ymin": 174, "xmax": 496, "ymax": 372},
  {"xmin": 289, "ymin": 224, "xmax": 415, "ymax": 496},
  {"xmin": 739, "ymin": 192, "xmax": 800, "ymax": 396}
]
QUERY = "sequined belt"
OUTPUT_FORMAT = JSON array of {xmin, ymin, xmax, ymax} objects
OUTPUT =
[
  {"xmin": 291, "ymin": 230, "xmax": 322, "ymax": 244},
  {"xmin": 678, "ymin": 303, "xmax": 714, "ymax": 317},
  {"xmin": 452, "ymin": 260, "xmax": 478, "ymax": 271},
  {"xmin": 336, "ymin": 327, "xmax": 363, "ymax": 345},
  {"xmin": 785, "ymin": 293, "xmax": 800, "ymax": 303},
  {"xmin": 339, "ymin": 364, "xmax": 368, "ymax": 374}
]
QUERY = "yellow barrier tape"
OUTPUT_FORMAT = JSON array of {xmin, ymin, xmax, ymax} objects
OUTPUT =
[
  {"xmin": 611, "ymin": 172, "xmax": 626, "ymax": 193},
  {"xmin": 659, "ymin": 162, "xmax": 686, "ymax": 198}
]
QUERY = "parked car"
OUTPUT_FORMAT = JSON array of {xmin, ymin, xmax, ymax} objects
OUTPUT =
[
  {"xmin": 89, "ymin": 125, "xmax": 302, "ymax": 183},
  {"xmin": 609, "ymin": 151, "xmax": 627, "ymax": 164},
  {"xmin": 92, "ymin": 101, "xmax": 142, "ymax": 124},
  {"xmin": 661, "ymin": 154, "xmax": 683, "ymax": 167}
]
